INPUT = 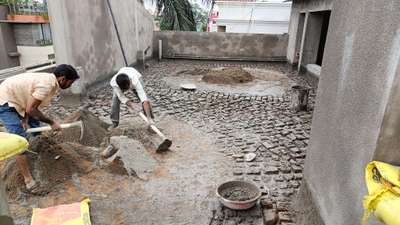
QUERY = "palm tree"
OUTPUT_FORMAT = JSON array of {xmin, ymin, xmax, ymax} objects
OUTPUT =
[{"xmin": 154, "ymin": 0, "xmax": 213, "ymax": 31}]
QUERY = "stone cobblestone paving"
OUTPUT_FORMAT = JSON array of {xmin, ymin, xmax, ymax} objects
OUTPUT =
[{"xmin": 46, "ymin": 60, "xmax": 317, "ymax": 224}]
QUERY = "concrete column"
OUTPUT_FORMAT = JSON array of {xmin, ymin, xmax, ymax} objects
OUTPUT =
[
  {"xmin": 298, "ymin": 12, "xmax": 324, "ymax": 71},
  {"xmin": 0, "ymin": 6, "xmax": 19, "ymax": 70},
  {"xmin": 298, "ymin": 12, "xmax": 309, "ymax": 71}
]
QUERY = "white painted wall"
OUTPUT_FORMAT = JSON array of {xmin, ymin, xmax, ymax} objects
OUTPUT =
[
  {"xmin": 17, "ymin": 45, "xmax": 54, "ymax": 67},
  {"xmin": 211, "ymin": 1, "xmax": 291, "ymax": 34}
]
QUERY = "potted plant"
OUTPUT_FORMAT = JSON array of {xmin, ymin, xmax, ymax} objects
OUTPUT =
[{"xmin": 3, "ymin": 0, "xmax": 49, "ymax": 23}]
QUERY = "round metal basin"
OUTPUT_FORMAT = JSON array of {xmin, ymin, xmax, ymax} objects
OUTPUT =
[{"xmin": 216, "ymin": 180, "xmax": 261, "ymax": 210}]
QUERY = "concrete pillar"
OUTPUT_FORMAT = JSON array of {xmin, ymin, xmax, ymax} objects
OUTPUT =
[
  {"xmin": 298, "ymin": 12, "xmax": 324, "ymax": 71},
  {"xmin": 0, "ymin": 6, "xmax": 19, "ymax": 70},
  {"xmin": 298, "ymin": 12, "xmax": 309, "ymax": 71}
]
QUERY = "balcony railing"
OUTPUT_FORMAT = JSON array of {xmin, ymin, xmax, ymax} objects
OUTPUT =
[{"xmin": 0, "ymin": 0, "xmax": 48, "ymax": 16}]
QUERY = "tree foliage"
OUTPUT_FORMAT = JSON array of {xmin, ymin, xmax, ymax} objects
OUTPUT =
[
  {"xmin": 155, "ymin": 0, "xmax": 196, "ymax": 31},
  {"xmin": 192, "ymin": 2, "xmax": 208, "ymax": 32}
]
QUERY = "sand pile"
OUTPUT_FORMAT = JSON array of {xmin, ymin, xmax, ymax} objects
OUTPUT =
[
  {"xmin": 202, "ymin": 67, "xmax": 254, "ymax": 84},
  {"xmin": 1, "ymin": 137, "xmax": 98, "ymax": 198},
  {"xmin": 1, "ymin": 109, "xmax": 110, "ymax": 199},
  {"xmin": 52, "ymin": 109, "xmax": 109, "ymax": 147},
  {"xmin": 176, "ymin": 68, "xmax": 210, "ymax": 76}
]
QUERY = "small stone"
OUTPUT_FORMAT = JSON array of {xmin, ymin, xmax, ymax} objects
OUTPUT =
[
  {"xmin": 280, "ymin": 166, "xmax": 291, "ymax": 174},
  {"xmin": 260, "ymin": 198, "xmax": 275, "ymax": 209},
  {"xmin": 277, "ymin": 202, "xmax": 291, "ymax": 211},
  {"xmin": 278, "ymin": 212, "xmax": 293, "ymax": 223},
  {"xmin": 232, "ymin": 153, "xmax": 244, "ymax": 159},
  {"xmin": 247, "ymin": 169, "xmax": 261, "ymax": 175},
  {"xmin": 294, "ymin": 173, "xmax": 303, "ymax": 180},
  {"xmin": 264, "ymin": 166, "xmax": 279, "ymax": 175},
  {"xmin": 244, "ymin": 153, "xmax": 257, "ymax": 162},
  {"xmin": 263, "ymin": 208, "xmax": 279, "ymax": 225},
  {"xmin": 233, "ymin": 169, "xmax": 243, "ymax": 176},
  {"xmin": 292, "ymin": 165, "xmax": 303, "ymax": 173},
  {"xmin": 262, "ymin": 141, "xmax": 276, "ymax": 149}
]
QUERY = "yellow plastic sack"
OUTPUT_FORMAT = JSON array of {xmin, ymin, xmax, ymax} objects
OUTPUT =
[
  {"xmin": 0, "ymin": 132, "xmax": 28, "ymax": 161},
  {"xmin": 31, "ymin": 198, "xmax": 91, "ymax": 225},
  {"xmin": 362, "ymin": 161, "xmax": 400, "ymax": 225}
]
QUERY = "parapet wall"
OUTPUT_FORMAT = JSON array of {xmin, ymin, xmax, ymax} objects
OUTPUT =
[{"xmin": 154, "ymin": 31, "xmax": 288, "ymax": 62}]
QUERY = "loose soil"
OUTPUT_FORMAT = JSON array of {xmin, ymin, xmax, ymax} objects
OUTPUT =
[
  {"xmin": 221, "ymin": 186, "xmax": 258, "ymax": 201},
  {"xmin": 1, "ymin": 137, "xmax": 97, "ymax": 199},
  {"xmin": 1, "ymin": 110, "xmax": 109, "ymax": 199},
  {"xmin": 202, "ymin": 67, "xmax": 254, "ymax": 84},
  {"xmin": 2, "ymin": 115, "xmax": 235, "ymax": 225}
]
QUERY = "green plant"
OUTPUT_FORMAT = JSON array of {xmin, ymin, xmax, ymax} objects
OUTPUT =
[
  {"xmin": 156, "ymin": 0, "xmax": 196, "ymax": 31},
  {"xmin": 192, "ymin": 2, "xmax": 208, "ymax": 32},
  {"xmin": 154, "ymin": 0, "xmax": 213, "ymax": 31}
]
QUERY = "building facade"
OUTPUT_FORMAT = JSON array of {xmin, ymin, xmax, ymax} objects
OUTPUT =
[
  {"xmin": 288, "ymin": 0, "xmax": 400, "ymax": 225},
  {"xmin": 0, "ymin": 3, "xmax": 54, "ymax": 70},
  {"xmin": 208, "ymin": 0, "xmax": 292, "ymax": 34}
]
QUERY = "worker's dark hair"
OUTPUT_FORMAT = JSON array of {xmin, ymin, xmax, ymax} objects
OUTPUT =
[
  {"xmin": 54, "ymin": 64, "xmax": 80, "ymax": 81},
  {"xmin": 116, "ymin": 74, "xmax": 130, "ymax": 90}
]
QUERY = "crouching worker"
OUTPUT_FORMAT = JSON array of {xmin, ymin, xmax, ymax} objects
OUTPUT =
[
  {"xmin": 0, "ymin": 64, "xmax": 79, "ymax": 194},
  {"xmin": 110, "ymin": 67, "xmax": 154, "ymax": 128}
]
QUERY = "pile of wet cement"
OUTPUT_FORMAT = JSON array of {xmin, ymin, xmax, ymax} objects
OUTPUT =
[
  {"xmin": 202, "ymin": 67, "xmax": 254, "ymax": 85},
  {"xmin": 221, "ymin": 186, "xmax": 258, "ymax": 201}
]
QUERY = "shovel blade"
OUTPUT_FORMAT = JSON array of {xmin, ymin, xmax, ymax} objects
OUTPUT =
[{"xmin": 156, "ymin": 139, "xmax": 172, "ymax": 152}]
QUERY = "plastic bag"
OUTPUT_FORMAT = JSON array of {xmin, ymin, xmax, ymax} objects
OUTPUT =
[
  {"xmin": 362, "ymin": 161, "xmax": 400, "ymax": 225},
  {"xmin": 31, "ymin": 198, "xmax": 91, "ymax": 225},
  {"xmin": 0, "ymin": 132, "xmax": 28, "ymax": 161}
]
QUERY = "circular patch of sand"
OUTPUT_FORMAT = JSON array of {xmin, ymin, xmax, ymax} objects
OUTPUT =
[{"xmin": 202, "ymin": 67, "xmax": 254, "ymax": 84}]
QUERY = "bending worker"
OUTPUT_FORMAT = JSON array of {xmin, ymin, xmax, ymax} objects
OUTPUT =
[
  {"xmin": 0, "ymin": 64, "xmax": 80, "ymax": 194},
  {"xmin": 110, "ymin": 67, "xmax": 154, "ymax": 128}
]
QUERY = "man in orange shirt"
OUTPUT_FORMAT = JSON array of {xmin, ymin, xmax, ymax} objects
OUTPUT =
[{"xmin": 0, "ymin": 64, "xmax": 79, "ymax": 194}]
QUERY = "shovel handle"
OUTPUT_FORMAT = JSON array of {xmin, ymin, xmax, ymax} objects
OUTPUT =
[
  {"xmin": 26, "ymin": 121, "xmax": 82, "ymax": 133},
  {"xmin": 139, "ymin": 112, "xmax": 166, "ymax": 139}
]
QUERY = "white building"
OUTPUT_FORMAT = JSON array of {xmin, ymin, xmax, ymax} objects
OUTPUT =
[{"xmin": 209, "ymin": 0, "xmax": 291, "ymax": 34}]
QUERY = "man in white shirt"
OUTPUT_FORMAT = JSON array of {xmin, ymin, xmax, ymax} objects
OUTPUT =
[{"xmin": 110, "ymin": 67, "xmax": 154, "ymax": 128}]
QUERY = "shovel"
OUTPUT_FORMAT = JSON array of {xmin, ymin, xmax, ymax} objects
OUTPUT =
[
  {"xmin": 138, "ymin": 112, "xmax": 172, "ymax": 152},
  {"xmin": 26, "ymin": 121, "xmax": 84, "ymax": 140}
]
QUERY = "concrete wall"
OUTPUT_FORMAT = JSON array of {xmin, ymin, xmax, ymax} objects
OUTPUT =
[
  {"xmin": 0, "ymin": 6, "xmax": 19, "ymax": 70},
  {"xmin": 13, "ymin": 23, "xmax": 52, "ymax": 46},
  {"xmin": 299, "ymin": 0, "xmax": 400, "ymax": 225},
  {"xmin": 154, "ymin": 31, "xmax": 288, "ymax": 61},
  {"xmin": 17, "ymin": 45, "xmax": 54, "ymax": 67},
  {"xmin": 48, "ymin": 0, "xmax": 153, "ymax": 94},
  {"xmin": 286, "ymin": 0, "xmax": 333, "ymax": 64}
]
